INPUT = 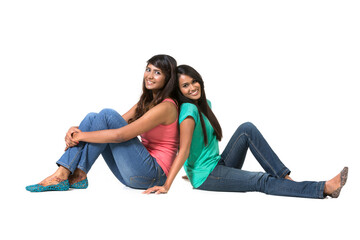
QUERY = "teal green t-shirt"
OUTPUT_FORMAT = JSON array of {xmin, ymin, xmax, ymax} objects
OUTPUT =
[{"xmin": 179, "ymin": 100, "xmax": 221, "ymax": 188}]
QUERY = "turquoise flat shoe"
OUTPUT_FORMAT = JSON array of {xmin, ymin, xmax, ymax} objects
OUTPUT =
[
  {"xmin": 70, "ymin": 178, "xmax": 88, "ymax": 189},
  {"xmin": 26, "ymin": 180, "xmax": 69, "ymax": 192}
]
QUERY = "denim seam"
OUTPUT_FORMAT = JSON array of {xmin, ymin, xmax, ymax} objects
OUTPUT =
[
  {"xmin": 130, "ymin": 176, "xmax": 156, "ymax": 187},
  {"xmin": 130, "ymin": 176, "xmax": 156, "ymax": 180},
  {"xmin": 156, "ymin": 165, "xmax": 161, "ymax": 184},
  {"xmin": 208, "ymin": 175, "xmax": 221, "ymax": 180},
  {"xmin": 57, "ymin": 162, "xmax": 71, "ymax": 172},
  {"xmin": 279, "ymin": 168, "xmax": 289, "ymax": 178},
  {"xmin": 222, "ymin": 132, "xmax": 279, "ymax": 177},
  {"xmin": 208, "ymin": 166, "xmax": 241, "ymax": 181},
  {"xmin": 246, "ymin": 133, "xmax": 279, "ymax": 178},
  {"xmin": 222, "ymin": 132, "xmax": 246, "ymax": 166},
  {"xmin": 77, "ymin": 165, "xmax": 88, "ymax": 174},
  {"xmin": 156, "ymin": 165, "xmax": 166, "ymax": 185},
  {"xmin": 68, "ymin": 147, "xmax": 83, "ymax": 173},
  {"xmin": 134, "ymin": 144, "xmax": 156, "ymax": 169}
]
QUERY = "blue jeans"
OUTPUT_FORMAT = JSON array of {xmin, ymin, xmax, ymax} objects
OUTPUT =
[
  {"xmin": 198, "ymin": 122, "xmax": 325, "ymax": 199},
  {"xmin": 56, "ymin": 109, "xmax": 167, "ymax": 189}
]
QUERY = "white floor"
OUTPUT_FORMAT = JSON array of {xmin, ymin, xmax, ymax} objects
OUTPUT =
[{"xmin": 4, "ymin": 152, "xmax": 358, "ymax": 240}]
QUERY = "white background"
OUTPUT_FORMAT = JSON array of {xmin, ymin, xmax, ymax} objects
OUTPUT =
[{"xmin": 1, "ymin": 0, "xmax": 359, "ymax": 239}]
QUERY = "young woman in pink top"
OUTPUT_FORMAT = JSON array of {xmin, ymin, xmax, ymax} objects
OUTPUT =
[{"xmin": 26, "ymin": 55, "xmax": 179, "ymax": 192}]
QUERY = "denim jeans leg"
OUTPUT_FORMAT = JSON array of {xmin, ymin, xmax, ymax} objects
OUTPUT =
[
  {"xmin": 198, "ymin": 165, "xmax": 325, "ymax": 199},
  {"xmin": 57, "ymin": 109, "xmax": 125, "ymax": 174},
  {"xmin": 101, "ymin": 145, "xmax": 126, "ymax": 186},
  {"xmin": 75, "ymin": 109, "xmax": 129, "ymax": 174},
  {"xmin": 56, "ymin": 112, "xmax": 102, "ymax": 173},
  {"xmin": 77, "ymin": 108, "xmax": 167, "ymax": 189},
  {"xmin": 108, "ymin": 138, "xmax": 167, "ymax": 189},
  {"xmin": 221, "ymin": 122, "xmax": 290, "ymax": 178}
]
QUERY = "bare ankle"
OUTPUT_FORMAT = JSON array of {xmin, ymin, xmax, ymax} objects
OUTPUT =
[
  {"xmin": 285, "ymin": 174, "xmax": 293, "ymax": 181},
  {"xmin": 324, "ymin": 173, "xmax": 341, "ymax": 195},
  {"xmin": 56, "ymin": 166, "xmax": 71, "ymax": 179},
  {"xmin": 324, "ymin": 181, "xmax": 330, "ymax": 195},
  {"xmin": 73, "ymin": 168, "xmax": 86, "ymax": 178},
  {"xmin": 69, "ymin": 168, "xmax": 87, "ymax": 184}
]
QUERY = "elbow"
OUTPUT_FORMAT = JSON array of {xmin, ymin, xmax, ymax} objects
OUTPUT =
[
  {"xmin": 178, "ymin": 149, "xmax": 190, "ymax": 161},
  {"xmin": 114, "ymin": 132, "xmax": 127, "ymax": 143},
  {"xmin": 116, "ymin": 136, "xmax": 127, "ymax": 143},
  {"xmin": 114, "ymin": 132, "xmax": 133, "ymax": 143},
  {"xmin": 184, "ymin": 149, "xmax": 190, "ymax": 159}
]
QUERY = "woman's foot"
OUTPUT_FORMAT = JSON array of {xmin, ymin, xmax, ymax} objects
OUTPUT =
[
  {"xmin": 324, "ymin": 167, "xmax": 348, "ymax": 198},
  {"xmin": 68, "ymin": 168, "xmax": 87, "ymax": 185},
  {"xmin": 284, "ymin": 174, "xmax": 293, "ymax": 181},
  {"xmin": 39, "ymin": 166, "xmax": 70, "ymax": 186},
  {"xmin": 26, "ymin": 166, "xmax": 71, "ymax": 192}
]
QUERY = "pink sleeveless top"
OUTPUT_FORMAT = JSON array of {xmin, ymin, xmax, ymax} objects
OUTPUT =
[{"xmin": 140, "ymin": 98, "xmax": 179, "ymax": 176}]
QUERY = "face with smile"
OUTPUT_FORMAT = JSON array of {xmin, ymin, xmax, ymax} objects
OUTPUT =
[
  {"xmin": 178, "ymin": 74, "xmax": 201, "ymax": 101},
  {"xmin": 144, "ymin": 64, "xmax": 166, "ymax": 92}
]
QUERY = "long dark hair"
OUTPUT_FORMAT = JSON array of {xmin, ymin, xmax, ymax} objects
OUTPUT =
[
  {"xmin": 176, "ymin": 65, "xmax": 222, "ymax": 145},
  {"xmin": 129, "ymin": 54, "xmax": 177, "ymax": 123}
]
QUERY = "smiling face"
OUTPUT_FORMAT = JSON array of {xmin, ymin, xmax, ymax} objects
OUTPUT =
[
  {"xmin": 178, "ymin": 74, "xmax": 201, "ymax": 101},
  {"xmin": 143, "ymin": 63, "xmax": 166, "ymax": 92}
]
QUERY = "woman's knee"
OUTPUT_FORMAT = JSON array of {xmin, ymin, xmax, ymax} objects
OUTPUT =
[
  {"xmin": 99, "ymin": 108, "xmax": 127, "ymax": 127},
  {"xmin": 99, "ymin": 108, "xmax": 118, "ymax": 117},
  {"xmin": 238, "ymin": 122, "xmax": 257, "ymax": 132},
  {"xmin": 85, "ymin": 112, "xmax": 97, "ymax": 119},
  {"xmin": 81, "ymin": 112, "xmax": 98, "ymax": 126},
  {"xmin": 99, "ymin": 108, "xmax": 122, "ymax": 121}
]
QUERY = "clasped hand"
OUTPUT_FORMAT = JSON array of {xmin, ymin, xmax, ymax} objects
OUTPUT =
[{"xmin": 64, "ymin": 126, "xmax": 82, "ymax": 151}]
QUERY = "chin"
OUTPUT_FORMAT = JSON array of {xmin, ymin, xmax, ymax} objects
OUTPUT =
[
  {"xmin": 189, "ymin": 97, "xmax": 200, "ymax": 101},
  {"xmin": 145, "ymin": 85, "xmax": 156, "ymax": 90}
]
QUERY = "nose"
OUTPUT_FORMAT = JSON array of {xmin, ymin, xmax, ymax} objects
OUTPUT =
[
  {"xmin": 148, "ymin": 71, "xmax": 154, "ymax": 79},
  {"xmin": 189, "ymin": 84, "xmax": 195, "ymax": 91}
]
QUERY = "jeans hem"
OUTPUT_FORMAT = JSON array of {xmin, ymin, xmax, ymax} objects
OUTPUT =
[
  {"xmin": 56, "ymin": 161, "xmax": 72, "ymax": 174},
  {"xmin": 318, "ymin": 181, "xmax": 326, "ymax": 199},
  {"xmin": 278, "ymin": 168, "xmax": 291, "ymax": 178},
  {"xmin": 77, "ymin": 166, "xmax": 88, "ymax": 175}
]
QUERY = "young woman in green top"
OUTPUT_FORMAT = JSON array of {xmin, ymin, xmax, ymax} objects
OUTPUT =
[{"xmin": 144, "ymin": 65, "xmax": 348, "ymax": 199}]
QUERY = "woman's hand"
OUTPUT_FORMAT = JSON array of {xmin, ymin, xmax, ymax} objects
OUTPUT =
[
  {"xmin": 142, "ymin": 118, "xmax": 195, "ymax": 195},
  {"xmin": 142, "ymin": 185, "xmax": 169, "ymax": 194},
  {"xmin": 65, "ymin": 126, "xmax": 81, "ymax": 151}
]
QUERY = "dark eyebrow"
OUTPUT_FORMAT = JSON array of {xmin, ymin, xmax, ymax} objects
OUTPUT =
[
  {"xmin": 150, "ymin": 66, "xmax": 162, "ymax": 72},
  {"xmin": 146, "ymin": 64, "xmax": 162, "ymax": 72},
  {"xmin": 181, "ymin": 81, "xmax": 190, "ymax": 86}
]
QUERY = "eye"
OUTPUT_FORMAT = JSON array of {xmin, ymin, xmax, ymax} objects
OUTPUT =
[
  {"xmin": 182, "ymin": 83, "xmax": 188, "ymax": 88},
  {"xmin": 155, "ymin": 71, "xmax": 161, "ymax": 75},
  {"xmin": 145, "ymin": 68, "xmax": 151, "ymax": 72},
  {"xmin": 192, "ymin": 79, "xmax": 197, "ymax": 83}
]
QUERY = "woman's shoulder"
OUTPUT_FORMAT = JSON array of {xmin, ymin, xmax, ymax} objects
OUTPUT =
[
  {"xmin": 179, "ymin": 99, "xmax": 211, "ymax": 112},
  {"xmin": 180, "ymin": 102, "xmax": 197, "ymax": 111},
  {"xmin": 161, "ymin": 98, "xmax": 178, "ymax": 109},
  {"xmin": 179, "ymin": 102, "xmax": 199, "ymax": 123}
]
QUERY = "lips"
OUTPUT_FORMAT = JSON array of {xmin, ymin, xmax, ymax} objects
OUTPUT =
[
  {"xmin": 190, "ymin": 89, "xmax": 199, "ymax": 96},
  {"xmin": 146, "ymin": 80, "xmax": 155, "ymax": 86}
]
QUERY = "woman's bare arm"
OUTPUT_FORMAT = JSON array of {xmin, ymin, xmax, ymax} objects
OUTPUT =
[
  {"xmin": 143, "ymin": 117, "xmax": 195, "ymax": 194},
  {"xmin": 72, "ymin": 101, "xmax": 177, "ymax": 144}
]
